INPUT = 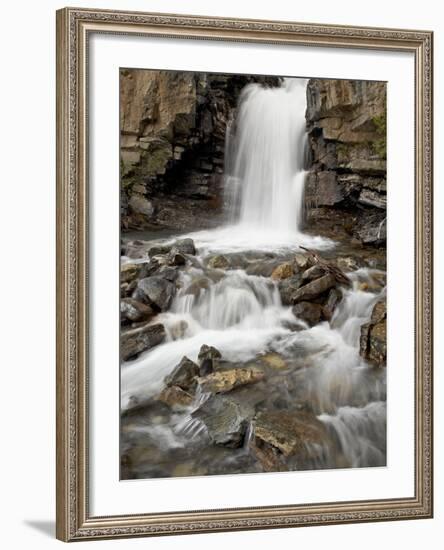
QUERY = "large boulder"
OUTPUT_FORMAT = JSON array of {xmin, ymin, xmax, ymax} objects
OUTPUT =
[
  {"xmin": 250, "ymin": 410, "xmax": 331, "ymax": 471},
  {"xmin": 164, "ymin": 356, "xmax": 200, "ymax": 391},
  {"xmin": 121, "ymin": 323, "xmax": 166, "ymax": 361},
  {"xmin": 173, "ymin": 238, "xmax": 196, "ymax": 255},
  {"xmin": 120, "ymin": 298, "xmax": 155, "ymax": 324},
  {"xmin": 291, "ymin": 273, "xmax": 336, "ymax": 304},
  {"xmin": 292, "ymin": 302, "xmax": 323, "ymax": 326},
  {"xmin": 301, "ymin": 264, "xmax": 326, "ymax": 282},
  {"xmin": 133, "ymin": 276, "xmax": 175, "ymax": 311},
  {"xmin": 166, "ymin": 248, "xmax": 187, "ymax": 266},
  {"xmin": 322, "ymin": 288, "xmax": 342, "ymax": 321},
  {"xmin": 197, "ymin": 344, "xmax": 222, "ymax": 376},
  {"xmin": 193, "ymin": 396, "xmax": 248, "ymax": 448},
  {"xmin": 278, "ymin": 274, "xmax": 303, "ymax": 306}
]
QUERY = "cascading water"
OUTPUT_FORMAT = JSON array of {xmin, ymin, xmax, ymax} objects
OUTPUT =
[
  {"xmin": 226, "ymin": 79, "xmax": 308, "ymax": 232},
  {"xmin": 185, "ymin": 79, "xmax": 331, "ymax": 253},
  {"xmin": 121, "ymin": 78, "xmax": 387, "ymax": 479}
]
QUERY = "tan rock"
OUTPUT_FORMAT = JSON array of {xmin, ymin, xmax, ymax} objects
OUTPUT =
[
  {"xmin": 197, "ymin": 367, "xmax": 265, "ymax": 394},
  {"xmin": 252, "ymin": 410, "xmax": 330, "ymax": 458},
  {"xmin": 120, "ymin": 69, "xmax": 196, "ymax": 138},
  {"xmin": 120, "ymin": 263, "xmax": 141, "ymax": 284},
  {"xmin": 360, "ymin": 299, "xmax": 387, "ymax": 366},
  {"xmin": 121, "ymin": 323, "xmax": 166, "ymax": 361},
  {"xmin": 207, "ymin": 255, "xmax": 229, "ymax": 269},
  {"xmin": 260, "ymin": 352, "xmax": 288, "ymax": 370},
  {"xmin": 294, "ymin": 253, "xmax": 311, "ymax": 270},
  {"xmin": 158, "ymin": 386, "xmax": 194, "ymax": 409},
  {"xmin": 271, "ymin": 262, "xmax": 294, "ymax": 280},
  {"xmin": 291, "ymin": 273, "xmax": 336, "ymax": 303}
]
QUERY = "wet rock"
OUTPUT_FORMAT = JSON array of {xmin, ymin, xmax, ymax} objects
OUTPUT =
[
  {"xmin": 121, "ymin": 263, "xmax": 142, "ymax": 284},
  {"xmin": 322, "ymin": 288, "xmax": 342, "ymax": 321},
  {"xmin": 333, "ymin": 256, "xmax": 363, "ymax": 272},
  {"xmin": 167, "ymin": 248, "xmax": 187, "ymax": 266},
  {"xmin": 197, "ymin": 366, "xmax": 265, "ymax": 394},
  {"xmin": 246, "ymin": 259, "xmax": 282, "ymax": 277},
  {"xmin": 360, "ymin": 299, "xmax": 386, "ymax": 366},
  {"xmin": 207, "ymin": 255, "xmax": 230, "ymax": 269},
  {"xmin": 291, "ymin": 273, "xmax": 336, "ymax": 304},
  {"xmin": 156, "ymin": 265, "xmax": 179, "ymax": 282},
  {"xmin": 301, "ymin": 264, "xmax": 326, "ymax": 282},
  {"xmin": 294, "ymin": 253, "xmax": 312, "ymax": 270},
  {"xmin": 183, "ymin": 277, "xmax": 211, "ymax": 296},
  {"xmin": 298, "ymin": 249, "xmax": 351, "ymax": 287},
  {"xmin": 259, "ymin": 352, "xmax": 288, "ymax": 370},
  {"xmin": 251, "ymin": 410, "xmax": 331, "ymax": 462},
  {"xmin": 173, "ymin": 238, "xmax": 196, "ymax": 255},
  {"xmin": 218, "ymin": 252, "xmax": 250, "ymax": 270},
  {"xmin": 355, "ymin": 213, "xmax": 386, "ymax": 245},
  {"xmin": 292, "ymin": 302, "xmax": 323, "ymax": 326},
  {"xmin": 305, "ymin": 171, "xmax": 343, "ymax": 206},
  {"xmin": 148, "ymin": 244, "xmax": 171, "ymax": 258},
  {"xmin": 198, "ymin": 344, "xmax": 222, "ymax": 376},
  {"xmin": 278, "ymin": 274, "xmax": 303, "ymax": 306},
  {"xmin": 158, "ymin": 386, "xmax": 194, "ymax": 409},
  {"xmin": 165, "ymin": 356, "xmax": 199, "ymax": 391},
  {"xmin": 250, "ymin": 437, "xmax": 288, "ymax": 472},
  {"xmin": 193, "ymin": 396, "xmax": 247, "ymax": 448},
  {"xmin": 271, "ymin": 262, "xmax": 294, "ymax": 280},
  {"xmin": 133, "ymin": 276, "xmax": 175, "ymax": 311},
  {"xmin": 120, "ymin": 298, "xmax": 155, "ymax": 324},
  {"xmin": 120, "ymin": 279, "xmax": 138, "ymax": 298},
  {"xmin": 121, "ymin": 323, "xmax": 166, "ymax": 361}
]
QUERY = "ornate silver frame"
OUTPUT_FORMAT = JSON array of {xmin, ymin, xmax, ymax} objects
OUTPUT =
[{"xmin": 56, "ymin": 7, "xmax": 433, "ymax": 541}]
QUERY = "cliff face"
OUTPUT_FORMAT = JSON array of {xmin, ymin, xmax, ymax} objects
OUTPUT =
[
  {"xmin": 120, "ymin": 69, "xmax": 278, "ymax": 231},
  {"xmin": 305, "ymin": 79, "xmax": 387, "ymax": 245}
]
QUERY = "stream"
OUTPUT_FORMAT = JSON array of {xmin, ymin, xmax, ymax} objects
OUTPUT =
[{"xmin": 120, "ymin": 78, "xmax": 386, "ymax": 479}]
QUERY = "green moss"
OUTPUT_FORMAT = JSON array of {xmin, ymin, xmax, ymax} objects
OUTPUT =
[{"xmin": 142, "ymin": 143, "xmax": 172, "ymax": 175}]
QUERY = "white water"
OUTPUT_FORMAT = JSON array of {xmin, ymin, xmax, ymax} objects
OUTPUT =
[
  {"xmin": 121, "ymin": 78, "xmax": 386, "ymax": 473},
  {"xmin": 227, "ymin": 79, "xmax": 308, "ymax": 231},
  {"xmin": 183, "ymin": 79, "xmax": 333, "ymax": 253}
]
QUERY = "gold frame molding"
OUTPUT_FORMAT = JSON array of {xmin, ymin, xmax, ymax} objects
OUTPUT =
[{"xmin": 56, "ymin": 7, "xmax": 433, "ymax": 542}]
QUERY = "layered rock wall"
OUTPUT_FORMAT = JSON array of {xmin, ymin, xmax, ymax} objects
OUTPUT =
[
  {"xmin": 120, "ymin": 69, "xmax": 278, "ymax": 231},
  {"xmin": 305, "ymin": 79, "xmax": 387, "ymax": 245}
]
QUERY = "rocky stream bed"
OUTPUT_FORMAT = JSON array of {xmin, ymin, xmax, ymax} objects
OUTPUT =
[{"xmin": 120, "ymin": 234, "xmax": 386, "ymax": 479}]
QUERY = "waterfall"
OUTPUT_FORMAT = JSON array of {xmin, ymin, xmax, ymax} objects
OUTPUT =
[
  {"xmin": 121, "ymin": 77, "xmax": 386, "ymax": 478},
  {"xmin": 226, "ymin": 78, "xmax": 308, "ymax": 233},
  {"xmin": 187, "ymin": 77, "xmax": 330, "ymax": 253}
]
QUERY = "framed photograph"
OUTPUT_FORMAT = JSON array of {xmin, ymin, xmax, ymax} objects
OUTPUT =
[{"xmin": 56, "ymin": 7, "xmax": 433, "ymax": 541}]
